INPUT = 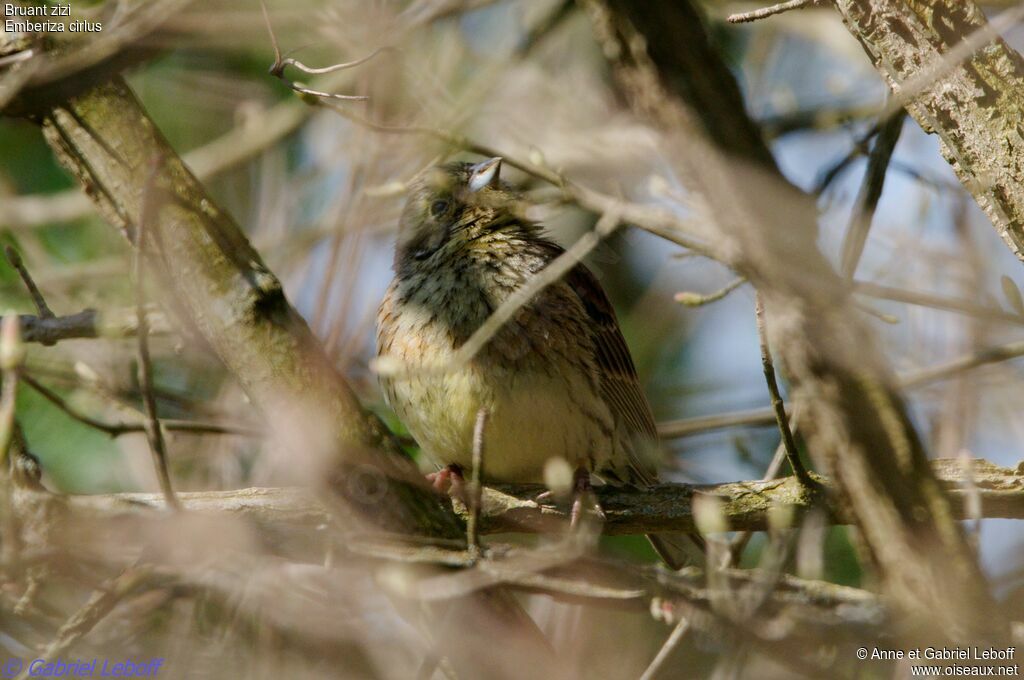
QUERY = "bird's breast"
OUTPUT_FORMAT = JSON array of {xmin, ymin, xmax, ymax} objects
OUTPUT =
[{"xmin": 376, "ymin": 273, "xmax": 614, "ymax": 482}]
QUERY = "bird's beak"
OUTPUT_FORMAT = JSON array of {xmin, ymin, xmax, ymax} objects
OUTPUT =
[{"xmin": 468, "ymin": 157, "xmax": 502, "ymax": 193}]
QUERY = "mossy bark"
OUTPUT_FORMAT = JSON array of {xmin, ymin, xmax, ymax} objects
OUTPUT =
[{"xmin": 40, "ymin": 78, "xmax": 459, "ymax": 538}]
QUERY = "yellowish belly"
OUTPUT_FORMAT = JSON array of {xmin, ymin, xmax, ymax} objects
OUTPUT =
[{"xmin": 386, "ymin": 365, "xmax": 612, "ymax": 483}]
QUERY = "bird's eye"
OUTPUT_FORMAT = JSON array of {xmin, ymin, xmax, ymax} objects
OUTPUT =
[{"xmin": 430, "ymin": 199, "xmax": 450, "ymax": 217}]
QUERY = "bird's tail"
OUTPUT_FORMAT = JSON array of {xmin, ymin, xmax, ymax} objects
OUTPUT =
[{"xmin": 647, "ymin": 532, "xmax": 706, "ymax": 570}]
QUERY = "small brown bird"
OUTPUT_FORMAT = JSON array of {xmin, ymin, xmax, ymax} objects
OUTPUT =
[{"xmin": 376, "ymin": 158, "xmax": 700, "ymax": 568}]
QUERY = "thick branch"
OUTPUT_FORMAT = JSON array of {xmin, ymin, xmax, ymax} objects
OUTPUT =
[
  {"xmin": 31, "ymin": 77, "xmax": 557, "ymax": 677},
  {"xmin": 38, "ymin": 77, "xmax": 454, "ymax": 537},
  {"xmin": 17, "ymin": 458, "xmax": 1021, "ymax": 540},
  {"xmin": 829, "ymin": 0, "xmax": 1024, "ymax": 263}
]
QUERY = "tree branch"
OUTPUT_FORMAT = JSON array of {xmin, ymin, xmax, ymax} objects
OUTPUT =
[
  {"xmin": 29, "ymin": 74, "xmax": 558, "ymax": 678},
  {"xmin": 16, "ymin": 307, "xmax": 170, "ymax": 345},
  {"xmin": 829, "ymin": 0, "xmax": 1024, "ymax": 263},
  {"xmin": 17, "ymin": 458, "xmax": 1021, "ymax": 540}
]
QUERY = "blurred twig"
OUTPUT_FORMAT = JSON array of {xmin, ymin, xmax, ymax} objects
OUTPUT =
[
  {"xmin": 0, "ymin": 315, "xmax": 23, "ymax": 571},
  {"xmin": 467, "ymin": 408, "xmax": 489, "ymax": 558},
  {"xmin": 133, "ymin": 157, "xmax": 178, "ymax": 510},
  {"xmin": 675, "ymin": 277, "xmax": 747, "ymax": 306},
  {"xmin": 853, "ymin": 280, "xmax": 1024, "ymax": 326},
  {"xmin": 839, "ymin": 111, "xmax": 905, "ymax": 279},
  {"xmin": 658, "ymin": 337, "xmax": 1024, "ymax": 439},
  {"xmin": 4, "ymin": 247, "xmax": 54, "ymax": 321},
  {"xmin": 899, "ymin": 340, "xmax": 1024, "ymax": 389},
  {"xmin": 658, "ymin": 406, "xmax": 784, "ymax": 439},
  {"xmin": 15, "ymin": 564, "xmax": 159, "ymax": 680},
  {"xmin": 20, "ymin": 372, "xmax": 259, "ymax": 439},
  {"xmin": 639, "ymin": 617, "xmax": 690, "ymax": 680}
]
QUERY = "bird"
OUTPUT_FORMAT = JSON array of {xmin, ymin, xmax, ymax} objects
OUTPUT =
[{"xmin": 376, "ymin": 157, "xmax": 701, "ymax": 568}]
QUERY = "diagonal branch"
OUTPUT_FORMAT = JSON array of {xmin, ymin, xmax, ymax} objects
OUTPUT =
[
  {"xmin": 830, "ymin": 0, "xmax": 1024, "ymax": 263},
  {"xmin": 30, "ymin": 75, "xmax": 558, "ymax": 679}
]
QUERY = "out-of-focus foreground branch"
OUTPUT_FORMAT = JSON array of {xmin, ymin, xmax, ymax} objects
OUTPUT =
[
  {"xmin": 586, "ymin": 0, "xmax": 1007, "ymax": 643},
  {"xmin": 829, "ymin": 0, "xmax": 1024, "ymax": 263}
]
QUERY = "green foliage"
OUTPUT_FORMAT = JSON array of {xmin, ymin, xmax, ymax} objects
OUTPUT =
[
  {"xmin": 16, "ymin": 381, "xmax": 125, "ymax": 493},
  {"xmin": 823, "ymin": 526, "xmax": 863, "ymax": 587},
  {"xmin": 0, "ymin": 120, "xmax": 74, "ymax": 194}
]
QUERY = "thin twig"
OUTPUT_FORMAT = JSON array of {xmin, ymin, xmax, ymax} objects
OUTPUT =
[
  {"xmin": 639, "ymin": 618, "xmax": 691, "ymax": 680},
  {"xmin": 0, "ymin": 49, "xmax": 34, "ymax": 69},
  {"xmin": 261, "ymin": 0, "xmax": 371, "ymax": 102},
  {"xmin": 467, "ymin": 408, "xmax": 489, "ymax": 558},
  {"xmin": 754, "ymin": 293, "xmax": 812, "ymax": 486},
  {"xmin": 675, "ymin": 277, "xmax": 747, "ymax": 306},
  {"xmin": 727, "ymin": 0, "xmax": 817, "ymax": 24},
  {"xmin": 16, "ymin": 564, "xmax": 158, "ymax": 680},
  {"xmin": 134, "ymin": 158, "xmax": 178, "ymax": 510},
  {"xmin": 899, "ymin": 340, "xmax": 1024, "ymax": 389},
  {"xmin": 839, "ymin": 110, "xmax": 905, "ymax": 279},
  {"xmin": 4, "ymin": 246, "xmax": 55, "ymax": 320},
  {"xmin": 19, "ymin": 373, "xmax": 257, "ymax": 438},
  {"xmin": 657, "ymin": 406, "xmax": 783, "ymax": 439},
  {"xmin": 854, "ymin": 280, "xmax": 1024, "ymax": 326},
  {"xmin": 277, "ymin": 48, "xmax": 389, "ymax": 77},
  {"xmin": 658, "ymin": 338, "xmax": 1024, "ymax": 441}
]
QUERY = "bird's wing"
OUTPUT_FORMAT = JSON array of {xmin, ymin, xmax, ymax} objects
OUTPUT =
[
  {"xmin": 534, "ymin": 240, "xmax": 659, "ymax": 485},
  {"xmin": 538, "ymin": 240, "xmax": 703, "ymax": 568}
]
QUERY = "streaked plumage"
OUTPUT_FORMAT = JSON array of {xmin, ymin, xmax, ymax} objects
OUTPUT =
[{"xmin": 376, "ymin": 159, "xmax": 699, "ymax": 567}]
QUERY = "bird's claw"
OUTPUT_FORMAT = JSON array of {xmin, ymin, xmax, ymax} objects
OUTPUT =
[{"xmin": 427, "ymin": 464, "xmax": 466, "ymax": 503}]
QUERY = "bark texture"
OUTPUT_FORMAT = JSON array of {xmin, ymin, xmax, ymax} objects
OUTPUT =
[{"xmin": 832, "ymin": 0, "xmax": 1024, "ymax": 261}]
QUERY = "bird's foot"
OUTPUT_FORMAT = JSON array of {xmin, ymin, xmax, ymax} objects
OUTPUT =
[
  {"xmin": 427, "ymin": 464, "xmax": 466, "ymax": 502},
  {"xmin": 570, "ymin": 467, "xmax": 605, "ymax": 530}
]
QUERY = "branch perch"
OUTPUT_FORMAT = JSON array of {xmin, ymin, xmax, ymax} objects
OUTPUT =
[{"xmin": 16, "ymin": 458, "xmax": 1021, "ymax": 542}]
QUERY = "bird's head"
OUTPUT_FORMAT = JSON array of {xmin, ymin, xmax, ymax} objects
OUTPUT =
[{"xmin": 395, "ymin": 157, "xmax": 524, "ymax": 268}]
